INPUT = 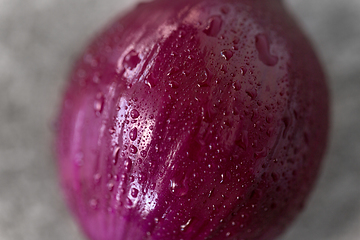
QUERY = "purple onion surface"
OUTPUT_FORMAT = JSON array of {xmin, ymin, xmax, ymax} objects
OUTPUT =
[{"xmin": 56, "ymin": 0, "xmax": 329, "ymax": 239}]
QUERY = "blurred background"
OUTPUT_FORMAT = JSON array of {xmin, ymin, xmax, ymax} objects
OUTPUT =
[{"xmin": 0, "ymin": 0, "xmax": 359, "ymax": 239}]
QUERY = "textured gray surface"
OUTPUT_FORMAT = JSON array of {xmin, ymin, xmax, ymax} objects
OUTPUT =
[{"xmin": 0, "ymin": 0, "xmax": 359, "ymax": 239}]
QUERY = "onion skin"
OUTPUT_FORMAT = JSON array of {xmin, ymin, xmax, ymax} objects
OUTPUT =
[{"xmin": 56, "ymin": 0, "xmax": 329, "ymax": 239}]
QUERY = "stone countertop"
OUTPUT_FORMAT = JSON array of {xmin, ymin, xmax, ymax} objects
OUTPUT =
[{"xmin": 0, "ymin": 0, "xmax": 359, "ymax": 239}]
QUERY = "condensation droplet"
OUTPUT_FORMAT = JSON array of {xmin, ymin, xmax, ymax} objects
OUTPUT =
[
  {"xmin": 129, "ymin": 145, "xmax": 138, "ymax": 154},
  {"xmin": 126, "ymin": 197, "xmax": 133, "ymax": 206},
  {"xmin": 130, "ymin": 109, "xmax": 140, "ymax": 119},
  {"xmin": 107, "ymin": 182, "xmax": 114, "ymax": 191},
  {"xmin": 92, "ymin": 72, "xmax": 101, "ymax": 83},
  {"xmin": 138, "ymin": 172, "xmax": 147, "ymax": 183},
  {"xmin": 241, "ymin": 213, "xmax": 249, "ymax": 220},
  {"xmin": 89, "ymin": 198, "xmax": 98, "ymax": 209},
  {"xmin": 124, "ymin": 158, "xmax": 132, "ymax": 172},
  {"xmin": 221, "ymin": 6, "xmax": 230, "ymax": 14},
  {"xmin": 131, "ymin": 188, "xmax": 139, "ymax": 198},
  {"xmin": 204, "ymin": 16, "xmax": 223, "ymax": 37},
  {"xmin": 282, "ymin": 114, "xmax": 292, "ymax": 138},
  {"xmin": 254, "ymin": 147, "xmax": 267, "ymax": 159},
  {"xmin": 220, "ymin": 64, "xmax": 227, "ymax": 74},
  {"xmin": 129, "ymin": 127, "xmax": 138, "ymax": 141},
  {"xmin": 255, "ymin": 34, "xmax": 278, "ymax": 66},
  {"xmin": 201, "ymin": 102, "xmax": 217, "ymax": 123},
  {"xmin": 221, "ymin": 49, "xmax": 233, "ymax": 61},
  {"xmin": 169, "ymin": 80, "xmax": 180, "ymax": 89},
  {"xmin": 124, "ymin": 50, "xmax": 141, "ymax": 69},
  {"xmin": 208, "ymin": 189, "xmax": 214, "ymax": 198},
  {"xmin": 94, "ymin": 93, "xmax": 105, "ymax": 116},
  {"xmin": 232, "ymin": 80, "xmax": 241, "ymax": 91},
  {"xmin": 84, "ymin": 54, "xmax": 98, "ymax": 68},
  {"xmin": 246, "ymin": 89, "xmax": 257, "ymax": 99},
  {"xmin": 113, "ymin": 147, "xmax": 120, "ymax": 165},
  {"xmin": 94, "ymin": 173, "xmax": 102, "ymax": 184},
  {"xmin": 129, "ymin": 175, "xmax": 134, "ymax": 182},
  {"xmin": 140, "ymin": 150, "xmax": 147, "ymax": 157},
  {"xmin": 170, "ymin": 176, "xmax": 189, "ymax": 197},
  {"xmin": 236, "ymin": 130, "xmax": 249, "ymax": 150},
  {"xmin": 145, "ymin": 75, "xmax": 157, "ymax": 88},
  {"xmin": 266, "ymin": 113, "xmax": 274, "ymax": 123},
  {"xmin": 180, "ymin": 218, "xmax": 194, "ymax": 233},
  {"xmin": 167, "ymin": 66, "xmax": 180, "ymax": 76},
  {"xmin": 197, "ymin": 68, "xmax": 211, "ymax": 87}
]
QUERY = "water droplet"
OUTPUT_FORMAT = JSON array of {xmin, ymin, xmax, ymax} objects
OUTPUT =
[
  {"xmin": 201, "ymin": 103, "xmax": 217, "ymax": 123},
  {"xmin": 169, "ymin": 175, "xmax": 189, "ymax": 197},
  {"xmin": 241, "ymin": 213, "xmax": 249, "ymax": 220},
  {"xmin": 266, "ymin": 113, "xmax": 274, "ymax": 123},
  {"xmin": 203, "ymin": 16, "xmax": 223, "ymax": 37},
  {"xmin": 224, "ymin": 171, "xmax": 232, "ymax": 182},
  {"xmin": 129, "ymin": 145, "xmax": 138, "ymax": 154},
  {"xmin": 220, "ymin": 64, "xmax": 227, "ymax": 74},
  {"xmin": 145, "ymin": 75, "xmax": 158, "ymax": 88},
  {"xmin": 129, "ymin": 175, "xmax": 134, "ymax": 182},
  {"xmin": 92, "ymin": 72, "xmax": 101, "ymax": 83},
  {"xmin": 140, "ymin": 150, "xmax": 147, "ymax": 157},
  {"xmin": 221, "ymin": 49, "xmax": 234, "ymax": 61},
  {"xmin": 94, "ymin": 93, "xmax": 105, "ymax": 116},
  {"xmin": 167, "ymin": 66, "xmax": 180, "ymax": 76},
  {"xmin": 126, "ymin": 197, "xmax": 133, "ymax": 206},
  {"xmin": 246, "ymin": 89, "xmax": 257, "ymax": 99},
  {"xmin": 124, "ymin": 50, "xmax": 141, "ymax": 69},
  {"xmin": 221, "ymin": 6, "xmax": 230, "ymax": 14},
  {"xmin": 131, "ymin": 188, "xmax": 139, "ymax": 198},
  {"xmin": 236, "ymin": 130, "xmax": 249, "ymax": 150},
  {"xmin": 178, "ymin": 30, "xmax": 185, "ymax": 38},
  {"xmin": 232, "ymin": 80, "xmax": 241, "ymax": 91},
  {"xmin": 138, "ymin": 172, "xmax": 147, "ymax": 183},
  {"xmin": 84, "ymin": 54, "xmax": 98, "ymax": 67},
  {"xmin": 94, "ymin": 173, "xmax": 101, "ymax": 184},
  {"xmin": 267, "ymin": 127, "xmax": 274, "ymax": 137},
  {"xmin": 130, "ymin": 109, "xmax": 140, "ymax": 119},
  {"xmin": 254, "ymin": 147, "xmax": 267, "ymax": 159},
  {"xmin": 208, "ymin": 189, "xmax": 214, "ymax": 198},
  {"xmin": 169, "ymin": 80, "xmax": 180, "ymax": 89},
  {"xmin": 124, "ymin": 158, "xmax": 132, "ymax": 172},
  {"xmin": 89, "ymin": 198, "xmax": 98, "ymax": 209},
  {"xmin": 129, "ymin": 128, "xmax": 138, "ymax": 141},
  {"xmin": 220, "ymin": 173, "xmax": 225, "ymax": 183},
  {"xmin": 113, "ymin": 147, "xmax": 120, "ymax": 165},
  {"xmin": 197, "ymin": 68, "xmax": 211, "ymax": 87},
  {"xmin": 107, "ymin": 182, "xmax": 114, "ymax": 191},
  {"xmin": 237, "ymin": 68, "xmax": 244, "ymax": 78},
  {"xmin": 180, "ymin": 218, "xmax": 194, "ymax": 233},
  {"xmin": 282, "ymin": 114, "xmax": 292, "ymax": 138},
  {"xmin": 255, "ymin": 34, "xmax": 278, "ymax": 66}
]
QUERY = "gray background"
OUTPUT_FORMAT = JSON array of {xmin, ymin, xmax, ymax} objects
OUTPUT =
[{"xmin": 0, "ymin": 0, "xmax": 359, "ymax": 239}]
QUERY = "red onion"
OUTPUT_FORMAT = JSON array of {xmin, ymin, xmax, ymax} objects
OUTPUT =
[{"xmin": 56, "ymin": 0, "xmax": 329, "ymax": 239}]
